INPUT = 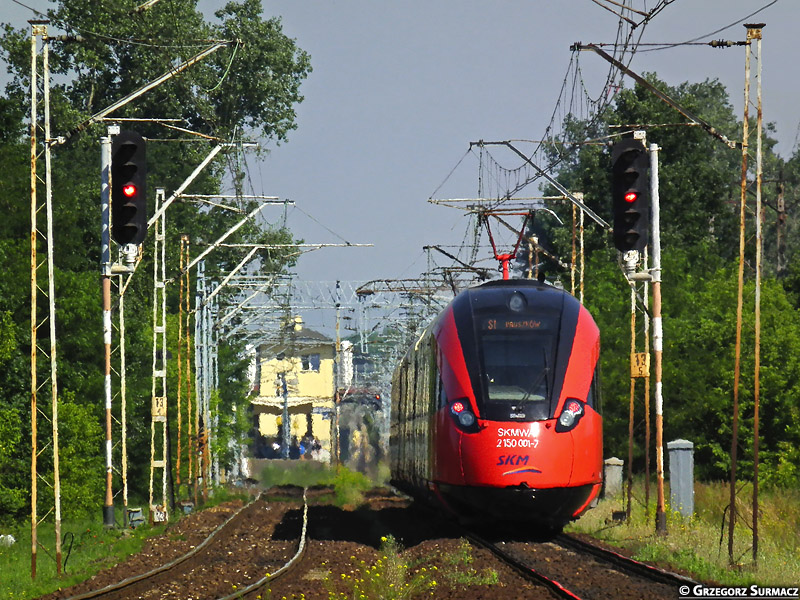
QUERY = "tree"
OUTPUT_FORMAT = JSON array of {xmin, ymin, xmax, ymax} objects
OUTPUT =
[
  {"xmin": 0, "ymin": 0, "xmax": 311, "ymax": 520},
  {"xmin": 531, "ymin": 74, "xmax": 800, "ymax": 484}
]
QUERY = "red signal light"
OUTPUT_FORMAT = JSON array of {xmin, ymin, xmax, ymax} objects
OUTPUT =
[
  {"xmin": 122, "ymin": 184, "xmax": 137, "ymax": 198},
  {"xmin": 451, "ymin": 401, "xmax": 465, "ymax": 414},
  {"xmin": 624, "ymin": 191, "xmax": 638, "ymax": 203}
]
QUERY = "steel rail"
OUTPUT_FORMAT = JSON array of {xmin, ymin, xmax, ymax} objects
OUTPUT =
[
  {"xmin": 62, "ymin": 496, "xmax": 261, "ymax": 600},
  {"xmin": 215, "ymin": 488, "xmax": 309, "ymax": 600},
  {"xmin": 555, "ymin": 533, "xmax": 697, "ymax": 587},
  {"xmin": 464, "ymin": 530, "xmax": 583, "ymax": 599}
]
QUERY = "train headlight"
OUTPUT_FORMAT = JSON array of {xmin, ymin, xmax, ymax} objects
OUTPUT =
[
  {"xmin": 449, "ymin": 398, "xmax": 479, "ymax": 432},
  {"xmin": 556, "ymin": 399, "xmax": 585, "ymax": 432},
  {"xmin": 457, "ymin": 411, "xmax": 475, "ymax": 427}
]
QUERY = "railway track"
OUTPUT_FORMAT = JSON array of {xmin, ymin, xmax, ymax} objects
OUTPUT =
[
  {"xmin": 42, "ymin": 487, "xmax": 704, "ymax": 600},
  {"xmin": 55, "ymin": 490, "xmax": 308, "ymax": 600},
  {"xmin": 466, "ymin": 526, "xmax": 697, "ymax": 600}
]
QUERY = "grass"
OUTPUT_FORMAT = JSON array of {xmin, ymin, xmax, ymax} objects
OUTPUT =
[
  {"xmin": 258, "ymin": 462, "xmax": 376, "ymax": 509},
  {"xmin": 320, "ymin": 534, "xmax": 499, "ymax": 600},
  {"xmin": 0, "ymin": 486, "xmax": 251, "ymax": 600},
  {"xmin": 565, "ymin": 478, "xmax": 800, "ymax": 586},
  {"xmin": 0, "ymin": 508, "xmax": 166, "ymax": 600}
]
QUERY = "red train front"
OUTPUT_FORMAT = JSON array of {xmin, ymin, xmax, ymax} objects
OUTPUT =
[{"xmin": 390, "ymin": 278, "xmax": 602, "ymax": 530}]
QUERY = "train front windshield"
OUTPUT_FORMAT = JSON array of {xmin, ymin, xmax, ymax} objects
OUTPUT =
[{"xmin": 477, "ymin": 314, "xmax": 559, "ymax": 421}]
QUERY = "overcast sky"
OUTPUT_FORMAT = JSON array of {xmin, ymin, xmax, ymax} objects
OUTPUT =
[{"xmin": 4, "ymin": 0, "xmax": 797, "ymax": 328}]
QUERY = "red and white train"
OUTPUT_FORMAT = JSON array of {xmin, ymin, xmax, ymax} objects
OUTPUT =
[{"xmin": 390, "ymin": 278, "xmax": 603, "ymax": 531}]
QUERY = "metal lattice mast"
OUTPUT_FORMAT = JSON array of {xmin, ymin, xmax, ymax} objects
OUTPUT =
[
  {"xmin": 176, "ymin": 239, "xmax": 184, "ymax": 492},
  {"xmin": 195, "ymin": 262, "xmax": 209, "ymax": 499},
  {"xmin": 29, "ymin": 20, "xmax": 62, "ymax": 578},
  {"xmin": 149, "ymin": 189, "xmax": 168, "ymax": 522},
  {"xmin": 210, "ymin": 284, "xmax": 220, "ymax": 485}
]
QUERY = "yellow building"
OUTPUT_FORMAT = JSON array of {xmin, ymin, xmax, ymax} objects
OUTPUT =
[{"xmin": 251, "ymin": 317, "xmax": 335, "ymax": 460}]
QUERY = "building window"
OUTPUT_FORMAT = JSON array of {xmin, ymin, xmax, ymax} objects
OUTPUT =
[{"xmin": 301, "ymin": 353, "xmax": 320, "ymax": 372}]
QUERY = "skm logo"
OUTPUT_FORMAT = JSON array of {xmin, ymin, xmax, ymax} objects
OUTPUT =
[{"xmin": 497, "ymin": 454, "xmax": 529, "ymax": 466}]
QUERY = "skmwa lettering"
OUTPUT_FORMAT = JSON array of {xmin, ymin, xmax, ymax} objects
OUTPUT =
[
  {"xmin": 498, "ymin": 427, "xmax": 536, "ymax": 438},
  {"xmin": 497, "ymin": 455, "xmax": 529, "ymax": 466}
]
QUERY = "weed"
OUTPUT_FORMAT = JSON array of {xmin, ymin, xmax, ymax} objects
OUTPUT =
[
  {"xmin": 326, "ymin": 535, "xmax": 498, "ymax": 599},
  {"xmin": 325, "ymin": 535, "xmax": 437, "ymax": 599},
  {"xmin": 441, "ymin": 539, "xmax": 499, "ymax": 587},
  {"xmin": 566, "ymin": 478, "xmax": 800, "ymax": 586}
]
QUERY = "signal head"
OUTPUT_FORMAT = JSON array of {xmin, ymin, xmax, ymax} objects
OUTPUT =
[
  {"xmin": 610, "ymin": 139, "xmax": 649, "ymax": 252},
  {"xmin": 111, "ymin": 131, "xmax": 147, "ymax": 246}
]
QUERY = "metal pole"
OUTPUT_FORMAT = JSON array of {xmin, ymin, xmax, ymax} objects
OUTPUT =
[
  {"xmin": 580, "ymin": 204, "xmax": 585, "ymax": 304},
  {"xmin": 182, "ymin": 238, "xmax": 194, "ymax": 502},
  {"xmin": 29, "ymin": 20, "xmax": 40, "ymax": 579},
  {"xmin": 730, "ymin": 27, "xmax": 752, "ymax": 563},
  {"xmin": 211, "ymin": 290, "xmax": 219, "ymax": 486},
  {"xmin": 194, "ymin": 269, "xmax": 202, "ymax": 505},
  {"xmin": 101, "ymin": 131, "xmax": 115, "ymax": 528},
  {"xmin": 627, "ymin": 283, "xmax": 635, "ymax": 520},
  {"xmin": 571, "ymin": 204, "xmax": 576, "ymax": 295},
  {"xmin": 119, "ymin": 272, "xmax": 129, "ymax": 526},
  {"xmin": 204, "ymin": 282, "xmax": 212, "ymax": 487},
  {"xmin": 644, "ymin": 248, "xmax": 651, "ymax": 515},
  {"xmin": 650, "ymin": 142, "xmax": 667, "ymax": 533},
  {"xmin": 281, "ymin": 372, "xmax": 290, "ymax": 459},
  {"xmin": 43, "ymin": 32, "xmax": 62, "ymax": 570},
  {"xmin": 177, "ymin": 241, "xmax": 184, "ymax": 491},
  {"xmin": 751, "ymin": 23, "xmax": 764, "ymax": 565}
]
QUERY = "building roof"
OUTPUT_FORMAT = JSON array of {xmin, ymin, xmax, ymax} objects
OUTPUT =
[{"xmin": 257, "ymin": 326, "xmax": 333, "ymax": 353}]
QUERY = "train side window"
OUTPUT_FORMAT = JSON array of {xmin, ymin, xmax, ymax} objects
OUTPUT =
[
  {"xmin": 438, "ymin": 373, "xmax": 447, "ymax": 410},
  {"xmin": 586, "ymin": 366, "xmax": 601, "ymax": 413}
]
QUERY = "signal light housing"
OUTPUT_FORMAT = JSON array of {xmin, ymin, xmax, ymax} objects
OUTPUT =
[
  {"xmin": 111, "ymin": 130, "xmax": 147, "ymax": 245},
  {"xmin": 611, "ymin": 139, "xmax": 649, "ymax": 252}
]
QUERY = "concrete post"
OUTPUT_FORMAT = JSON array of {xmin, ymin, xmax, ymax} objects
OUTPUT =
[
  {"xmin": 603, "ymin": 457, "xmax": 624, "ymax": 498},
  {"xmin": 668, "ymin": 439, "xmax": 694, "ymax": 518}
]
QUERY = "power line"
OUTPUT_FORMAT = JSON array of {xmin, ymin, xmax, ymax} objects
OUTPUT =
[{"xmin": 638, "ymin": 0, "xmax": 780, "ymax": 52}]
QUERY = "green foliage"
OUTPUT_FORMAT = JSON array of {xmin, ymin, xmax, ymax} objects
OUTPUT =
[
  {"xmin": 324, "ymin": 535, "xmax": 438, "ymax": 600},
  {"xmin": 532, "ymin": 73, "xmax": 800, "ymax": 484},
  {"xmin": 0, "ymin": 404, "xmax": 25, "ymax": 521},
  {"xmin": 59, "ymin": 393, "xmax": 105, "ymax": 518},
  {"xmin": 323, "ymin": 535, "xmax": 498, "ymax": 600},
  {"xmin": 331, "ymin": 466, "xmax": 373, "ymax": 508},
  {"xmin": 441, "ymin": 539, "xmax": 499, "ymax": 587},
  {"xmin": 256, "ymin": 464, "xmax": 379, "ymax": 508},
  {"xmin": 567, "ymin": 478, "xmax": 800, "ymax": 585},
  {"xmin": 0, "ymin": 514, "xmax": 164, "ymax": 600},
  {"xmin": 258, "ymin": 460, "xmax": 335, "ymax": 490},
  {"xmin": 0, "ymin": 0, "xmax": 311, "ymax": 525}
]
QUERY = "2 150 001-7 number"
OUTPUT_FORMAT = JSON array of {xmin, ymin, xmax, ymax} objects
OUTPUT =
[{"xmin": 497, "ymin": 438, "xmax": 538, "ymax": 448}]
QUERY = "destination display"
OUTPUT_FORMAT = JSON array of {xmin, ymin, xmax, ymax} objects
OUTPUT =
[{"xmin": 481, "ymin": 317, "xmax": 546, "ymax": 331}]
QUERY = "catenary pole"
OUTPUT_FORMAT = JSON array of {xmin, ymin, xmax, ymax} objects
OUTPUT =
[
  {"xmin": 650, "ymin": 142, "xmax": 667, "ymax": 533},
  {"xmin": 751, "ymin": 23, "xmax": 764, "ymax": 565},
  {"xmin": 101, "ymin": 132, "xmax": 115, "ymax": 528},
  {"xmin": 730, "ymin": 25, "xmax": 752, "ymax": 564},
  {"xmin": 43, "ymin": 34, "xmax": 63, "ymax": 571}
]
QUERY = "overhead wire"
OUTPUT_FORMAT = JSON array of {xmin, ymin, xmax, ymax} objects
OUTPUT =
[
  {"xmin": 478, "ymin": 0, "xmax": 658, "ymax": 202},
  {"xmin": 424, "ymin": 0, "xmax": 673, "ymax": 286},
  {"xmin": 637, "ymin": 0, "xmax": 780, "ymax": 52}
]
